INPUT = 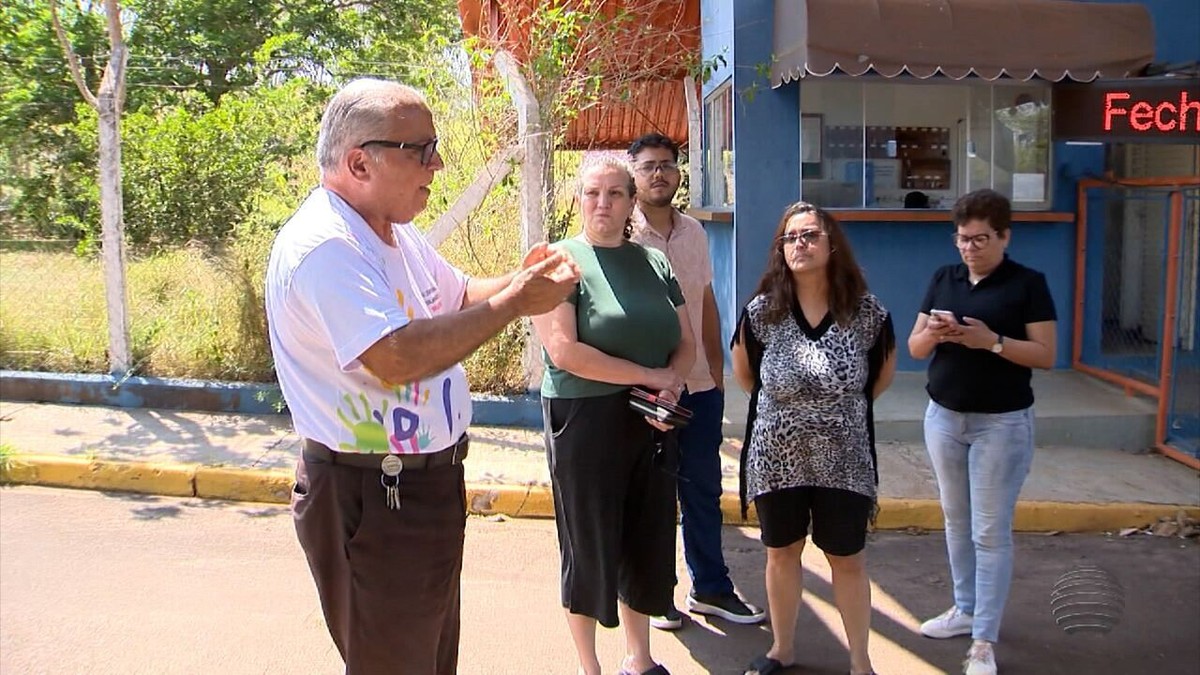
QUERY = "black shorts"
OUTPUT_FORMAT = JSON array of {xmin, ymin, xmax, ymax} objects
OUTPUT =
[{"xmin": 754, "ymin": 486, "xmax": 874, "ymax": 556}]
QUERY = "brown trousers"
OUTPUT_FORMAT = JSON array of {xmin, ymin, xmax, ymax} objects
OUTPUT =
[{"xmin": 292, "ymin": 452, "xmax": 467, "ymax": 674}]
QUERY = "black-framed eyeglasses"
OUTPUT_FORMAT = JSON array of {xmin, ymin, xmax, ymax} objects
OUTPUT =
[
  {"xmin": 633, "ymin": 161, "xmax": 680, "ymax": 176},
  {"xmin": 779, "ymin": 231, "xmax": 826, "ymax": 247},
  {"xmin": 953, "ymin": 233, "xmax": 992, "ymax": 250},
  {"xmin": 359, "ymin": 137, "xmax": 439, "ymax": 167}
]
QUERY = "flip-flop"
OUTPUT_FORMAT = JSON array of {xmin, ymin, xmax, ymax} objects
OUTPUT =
[{"xmin": 744, "ymin": 655, "xmax": 788, "ymax": 675}]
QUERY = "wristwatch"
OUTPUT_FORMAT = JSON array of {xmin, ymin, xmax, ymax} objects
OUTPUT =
[{"xmin": 990, "ymin": 334, "xmax": 1005, "ymax": 354}]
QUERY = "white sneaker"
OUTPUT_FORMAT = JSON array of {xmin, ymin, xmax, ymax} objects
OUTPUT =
[
  {"xmin": 649, "ymin": 606, "xmax": 684, "ymax": 631},
  {"xmin": 963, "ymin": 640, "xmax": 997, "ymax": 675},
  {"xmin": 920, "ymin": 606, "xmax": 974, "ymax": 638}
]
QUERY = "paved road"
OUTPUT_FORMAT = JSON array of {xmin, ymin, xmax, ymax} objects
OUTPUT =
[{"xmin": 2, "ymin": 486, "xmax": 1197, "ymax": 675}]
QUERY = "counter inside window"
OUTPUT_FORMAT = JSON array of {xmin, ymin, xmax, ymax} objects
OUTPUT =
[{"xmin": 798, "ymin": 79, "xmax": 1053, "ymax": 210}]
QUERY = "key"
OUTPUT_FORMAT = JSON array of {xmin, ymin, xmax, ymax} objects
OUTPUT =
[{"xmin": 380, "ymin": 454, "xmax": 404, "ymax": 510}]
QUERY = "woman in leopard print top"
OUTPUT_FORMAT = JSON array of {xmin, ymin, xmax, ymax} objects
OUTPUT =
[{"xmin": 732, "ymin": 202, "xmax": 896, "ymax": 675}]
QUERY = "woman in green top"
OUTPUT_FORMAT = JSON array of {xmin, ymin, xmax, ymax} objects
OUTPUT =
[{"xmin": 532, "ymin": 156, "xmax": 696, "ymax": 675}]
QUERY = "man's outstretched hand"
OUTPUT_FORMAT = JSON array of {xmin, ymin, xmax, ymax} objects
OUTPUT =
[{"xmin": 502, "ymin": 244, "xmax": 581, "ymax": 317}]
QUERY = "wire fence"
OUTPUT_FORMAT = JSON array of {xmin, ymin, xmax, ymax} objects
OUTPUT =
[
  {"xmin": 0, "ymin": 236, "xmax": 275, "ymax": 382},
  {"xmin": 1076, "ymin": 181, "xmax": 1200, "ymax": 458},
  {"xmin": 0, "ymin": 239, "xmax": 111, "ymax": 374},
  {"xmin": 1077, "ymin": 186, "xmax": 1174, "ymax": 386}
]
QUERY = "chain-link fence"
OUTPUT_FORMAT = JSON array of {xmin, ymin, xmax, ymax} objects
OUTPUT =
[
  {"xmin": 0, "ymin": 239, "xmax": 111, "ymax": 373},
  {"xmin": 1076, "ymin": 181, "xmax": 1200, "ymax": 458},
  {"xmin": 1077, "ymin": 185, "xmax": 1174, "ymax": 386},
  {"xmin": 0, "ymin": 236, "xmax": 276, "ymax": 382}
]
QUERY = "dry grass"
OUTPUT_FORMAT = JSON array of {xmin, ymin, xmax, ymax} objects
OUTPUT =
[
  {"xmin": 0, "ymin": 201, "xmax": 539, "ymax": 392},
  {"xmin": 0, "ymin": 92, "xmax": 595, "ymax": 393},
  {"xmin": 0, "ymin": 240, "xmax": 275, "ymax": 381}
]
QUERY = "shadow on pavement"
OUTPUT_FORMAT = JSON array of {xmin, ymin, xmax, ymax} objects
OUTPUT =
[
  {"xmin": 56, "ymin": 408, "xmax": 291, "ymax": 467},
  {"xmin": 671, "ymin": 525, "xmax": 1200, "ymax": 675},
  {"xmin": 97, "ymin": 490, "xmax": 289, "ymax": 521}
]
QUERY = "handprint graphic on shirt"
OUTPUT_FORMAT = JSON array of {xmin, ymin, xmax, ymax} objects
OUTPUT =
[{"xmin": 335, "ymin": 393, "xmax": 391, "ymax": 453}]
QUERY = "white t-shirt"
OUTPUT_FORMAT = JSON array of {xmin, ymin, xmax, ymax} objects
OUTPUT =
[{"xmin": 265, "ymin": 187, "xmax": 473, "ymax": 454}]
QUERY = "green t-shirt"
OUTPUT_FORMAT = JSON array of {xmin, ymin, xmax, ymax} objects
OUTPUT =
[{"xmin": 540, "ymin": 238, "xmax": 685, "ymax": 399}]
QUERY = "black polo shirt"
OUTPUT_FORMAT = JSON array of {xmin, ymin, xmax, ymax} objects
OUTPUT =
[{"xmin": 919, "ymin": 256, "xmax": 1056, "ymax": 413}]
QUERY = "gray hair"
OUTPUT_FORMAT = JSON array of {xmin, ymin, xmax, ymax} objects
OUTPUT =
[{"xmin": 316, "ymin": 78, "xmax": 428, "ymax": 177}]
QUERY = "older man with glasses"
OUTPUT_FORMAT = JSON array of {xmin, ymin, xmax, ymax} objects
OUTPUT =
[
  {"xmin": 626, "ymin": 133, "xmax": 767, "ymax": 631},
  {"xmin": 265, "ymin": 78, "xmax": 579, "ymax": 674}
]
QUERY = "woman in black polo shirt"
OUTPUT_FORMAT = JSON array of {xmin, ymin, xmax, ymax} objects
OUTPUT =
[{"xmin": 907, "ymin": 189, "xmax": 1057, "ymax": 675}]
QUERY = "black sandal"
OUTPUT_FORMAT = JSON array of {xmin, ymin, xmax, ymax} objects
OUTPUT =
[
  {"xmin": 744, "ymin": 655, "xmax": 788, "ymax": 675},
  {"xmin": 619, "ymin": 665, "xmax": 669, "ymax": 675}
]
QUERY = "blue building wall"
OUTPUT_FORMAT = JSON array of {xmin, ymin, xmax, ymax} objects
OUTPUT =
[
  {"xmin": 730, "ymin": 0, "xmax": 800, "ymax": 316},
  {"xmin": 1083, "ymin": 0, "xmax": 1200, "ymax": 65},
  {"xmin": 845, "ymin": 220, "xmax": 1077, "ymax": 371},
  {"xmin": 695, "ymin": 0, "xmax": 1192, "ymax": 372},
  {"xmin": 699, "ymin": 0, "xmax": 733, "ymax": 99}
]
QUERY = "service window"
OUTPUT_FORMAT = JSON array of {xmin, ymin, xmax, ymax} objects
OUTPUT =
[{"xmin": 799, "ymin": 78, "xmax": 1052, "ymax": 210}]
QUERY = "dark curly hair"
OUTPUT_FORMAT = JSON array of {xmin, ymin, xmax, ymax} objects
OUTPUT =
[
  {"xmin": 628, "ymin": 132, "xmax": 679, "ymax": 162},
  {"xmin": 952, "ymin": 188, "xmax": 1012, "ymax": 234},
  {"xmin": 752, "ymin": 201, "xmax": 868, "ymax": 327}
]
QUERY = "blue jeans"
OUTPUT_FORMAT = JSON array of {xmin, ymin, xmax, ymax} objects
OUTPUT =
[
  {"xmin": 923, "ymin": 400, "xmax": 1034, "ymax": 643},
  {"xmin": 677, "ymin": 387, "xmax": 735, "ymax": 596}
]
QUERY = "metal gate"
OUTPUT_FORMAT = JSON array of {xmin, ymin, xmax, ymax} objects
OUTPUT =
[
  {"xmin": 1164, "ymin": 191, "xmax": 1200, "ymax": 458},
  {"xmin": 1074, "ymin": 178, "xmax": 1200, "ymax": 462}
]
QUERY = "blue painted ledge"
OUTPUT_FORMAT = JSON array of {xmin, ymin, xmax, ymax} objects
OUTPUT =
[{"xmin": 0, "ymin": 370, "xmax": 543, "ymax": 429}]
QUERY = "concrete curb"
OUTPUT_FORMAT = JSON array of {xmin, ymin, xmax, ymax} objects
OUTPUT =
[{"xmin": 3, "ymin": 454, "xmax": 1197, "ymax": 532}]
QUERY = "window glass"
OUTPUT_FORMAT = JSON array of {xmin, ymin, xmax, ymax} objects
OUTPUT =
[
  {"xmin": 798, "ymin": 79, "xmax": 1052, "ymax": 209},
  {"xmin": 799, "ymin": 79, "xmax": 864, "ymax": 208},
  {"xmin": 992, "ymin": 84, "xmax": 1052, "ymax": 207},
  {"xmin": 863, "ymin": 82, "xmax": 965, "ymax": 209},
  {"xmin": 704, "ymin": 83, "xmax": 734, "ymax": 206},
  {"xmin": 965, "ymin": 83, "xmax": 993, "ymax": 193}
]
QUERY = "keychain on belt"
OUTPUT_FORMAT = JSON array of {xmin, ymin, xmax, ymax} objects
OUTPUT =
[{"xmin": 381, "ymin": 454, "xmax": 403, "ymax": 510}]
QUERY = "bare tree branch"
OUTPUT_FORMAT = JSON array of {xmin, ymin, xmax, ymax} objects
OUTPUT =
[
  {"xmin": 101, "ymin": 0, "xmax": 128, "ymax": 109},
  {"xmin": 49, "ymin": 0, "xmax": 100, "ymax": 108}
]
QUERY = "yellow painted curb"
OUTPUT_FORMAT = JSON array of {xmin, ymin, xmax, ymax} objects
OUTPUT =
[
  {"xmin": 195, "ymin": 466, "xmax": 293, "ymax": 504},
  {"xmin": 3, "ymin": 455, "xmax": 1196, "ymax": 532},
  {"xmin": 1010, "ymin": 501, "xmax": 1200, "ymax": 532},
  {"xmin": 717, "ymin": 494, "xmax": 1200, "ymax": 533},
  {"xmin": 0, "ymin": 455, "xmax": 195, "ymax": 498},
  {"xmin": 465, "ymin": 484, "xmax": 556, "ymax": 518}
]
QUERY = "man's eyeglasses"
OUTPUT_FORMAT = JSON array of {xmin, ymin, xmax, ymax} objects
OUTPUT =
[
  {"xmin": 633, "ymin": 161, "xmax": 680, "ymax": 176},
  {"xmin": 359, "ymin": 137, "xmax": 439, "ymax": 167},
  {"xmin": 779, "ymin": 231, "xmax": 826, "ymax": 247},
  {"xmin": 953, "ymin": 233, "xmax": 992, "ymax": 250}
]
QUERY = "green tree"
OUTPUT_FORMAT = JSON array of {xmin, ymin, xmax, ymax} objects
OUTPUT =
[
  {"xmin": 123, "ymin": 0, "xmax": 460, "ymax": 105},
  {"xmin": 60, "ymin": 81, "xmax": 324, "ymax": 249}
]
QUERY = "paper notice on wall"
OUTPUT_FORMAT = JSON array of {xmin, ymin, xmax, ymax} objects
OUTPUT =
[{"xmin": 1013, "ymin": 173, "xmax": 1046, "ymax": 202}]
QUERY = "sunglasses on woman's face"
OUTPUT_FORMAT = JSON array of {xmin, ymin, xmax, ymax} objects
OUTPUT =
[{"xmin": 779, "ymin": 231, "xmax": 826, "ymax": 247}]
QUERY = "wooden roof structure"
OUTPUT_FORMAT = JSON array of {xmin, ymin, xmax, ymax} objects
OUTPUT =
[{"xmin": 457, "ymin": 0, "xmax": 700, "ymax": 149}]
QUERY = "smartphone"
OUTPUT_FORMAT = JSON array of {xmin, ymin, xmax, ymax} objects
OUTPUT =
[{"xmin": 930, "ymin": 309, "xmax": 959, "ymax": 323}]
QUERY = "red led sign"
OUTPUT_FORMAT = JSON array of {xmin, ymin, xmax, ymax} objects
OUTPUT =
[
  {"xmin": 1055, "ymin": 80, "xmax": 1200, "ymax": 144},
  {"xmin": 1103, "ymin": 91, "xmax": 1199, "ymax": 133}
]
